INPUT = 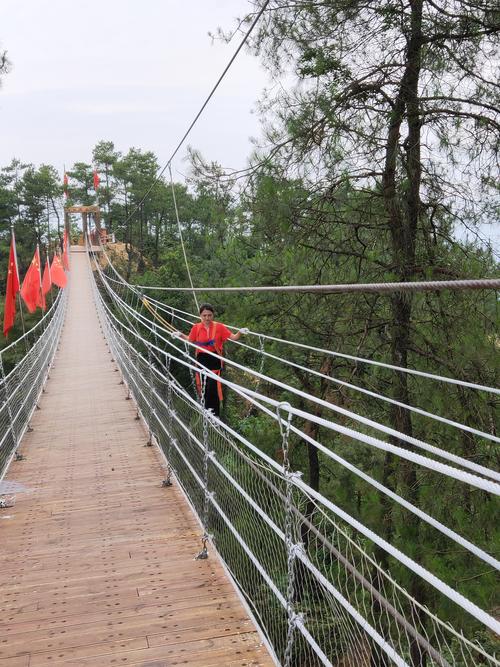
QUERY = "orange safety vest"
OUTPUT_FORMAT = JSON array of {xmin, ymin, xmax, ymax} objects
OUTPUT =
[{"xmin": 189, "ymin": 322, "xmax": 231, "ymax": 401}]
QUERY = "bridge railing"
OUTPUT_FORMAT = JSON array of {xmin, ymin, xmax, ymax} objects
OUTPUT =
[
  {"xmin": 87, "ymin": 247, "xmax": 500, "ymax": 667},
  {"xmin": 0, "ymin": 288, "xmax": 68, "ymax": 482}
]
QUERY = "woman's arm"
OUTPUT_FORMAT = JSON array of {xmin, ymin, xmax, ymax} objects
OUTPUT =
[
  {"xmin": 170, "ymin": 330, "xmax": 189, "ymax": 341},
  {"xmin": 228, "ymin": 327, "xmax": 249, "ymax": 341}
]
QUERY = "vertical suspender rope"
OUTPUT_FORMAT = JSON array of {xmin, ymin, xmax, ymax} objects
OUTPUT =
[
  {"xmin": 146, "ymin": 344, "xmax": 154, "ymax": 446},
  {"xmin": 169, "ymin": 165, "xmax": 199, "ymax": 313},
  {"xmin": 163, "ymin": 353, "xmax": 174, "ymax": 487},
  {"xmin": 196, "ymin": 371, "xmax": 211, "ymax": 560},
  {"xmin": 278, "ymin": 402, "xmax": 303, "ymax": 667}
]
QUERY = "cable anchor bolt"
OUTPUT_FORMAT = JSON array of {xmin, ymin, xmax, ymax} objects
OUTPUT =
[{"xmin": 195, "ymin": 533, "xmax": 211, "ymax": 560}]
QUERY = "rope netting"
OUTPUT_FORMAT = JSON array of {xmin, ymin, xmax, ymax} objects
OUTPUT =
[
  {"xmin": 0, "ymin": 289, "xmax": 67, "ymax": 483},
  {"xmin": 88, "ymin": 242, "xmax": 499, "ymax": 667}
]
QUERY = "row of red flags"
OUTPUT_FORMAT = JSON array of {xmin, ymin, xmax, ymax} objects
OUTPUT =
[
  {"xmin": 3, "ymin": 229, "xmax": 70, "ymax": 338},
  {"xmin": 63, "ymin": 170, "xmax": 100, "ymax": 198}
]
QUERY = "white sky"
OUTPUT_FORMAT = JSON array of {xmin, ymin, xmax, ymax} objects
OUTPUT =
[
  {"xmin": 0, "ymin": 0, "xmax": 269, "ymax": 177},
  {"xmin": 0, "ymin": 1, "xmax": 497, "ymax": 249}
]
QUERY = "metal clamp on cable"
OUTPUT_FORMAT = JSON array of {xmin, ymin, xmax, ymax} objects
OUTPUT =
[
  {"xmin": 276, "ymin": 401, "xmax": 292, "ymax": 437},
  {"xmin": 290, "ymin": 611, "xmax": 305, "ymax": 630},
  {"xmin": 288, "ymin": 542, "xmax": 305, "ymax": 560},
  {"xmin": 195, "ymin": 532, "xmax": 211, "ymax": 560}
]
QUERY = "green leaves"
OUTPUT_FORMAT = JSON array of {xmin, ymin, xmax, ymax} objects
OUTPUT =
[{"xmin": 298, "ymin": 47, "xmax": 342, "ymax": 78}]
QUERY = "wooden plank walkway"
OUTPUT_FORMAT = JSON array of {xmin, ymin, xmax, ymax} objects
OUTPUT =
[{"xmin": 0, "ymin": 249, "xmax": 273, "ymax": 667}]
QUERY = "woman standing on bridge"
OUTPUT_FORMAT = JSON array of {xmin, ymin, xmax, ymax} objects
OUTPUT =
[{"xmin": 172, "ymin": 303, "xmax": 248, "ymax": 416}]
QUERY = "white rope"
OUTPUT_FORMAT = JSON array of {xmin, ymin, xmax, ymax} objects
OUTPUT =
[
  {"xmin": 91, "ymin": 269, "xmax": 500, "ymax": 489},
  {"xmin": 228, "ymin": 381, "xmax": 500, "ymax": 495},
  {"xmin": 100, "ymin": 321, "xmax": 335, "ymax": 667},
  {"xmin": 293, "ymin": 546, "xmax": 410, "ymax": 667},
  {"xmin": 90, "ymin": 276, "xmax": 500, "ymax": 568},
  {"xmin": 256, "ymin": 331, "xmax": 500, "ymax": 395},
  {"xmin": 95, "ymin": 271, "xmax": 500, "ymax": 495},
  {"xmin": 0, "ymin": 288, "xmax": 63, "ymax": 361},
  {"xmin": 307, "ymin": 494, "xmax": 500, "ymax": 666},
  {"xmin": 234, "ymin": 339, "xmax": 500, "ymax": 446},
  {"xmin": 134, "ymin": 278, "xmax": 500, "ymax": 294},
  {"xmin": 96, "ymin": 248, "xmax": 500, "ymax": 396},
  {"xmin": 124, "ymin": 288, "xmax": 500, "ymax": 396},
  {"xmin": 91, "ymin": 275, "xmax": 500, "ymax": 642},
  {"xmin": 0, "ymin": 289, "xmax": 67, "ymax": 482},
  {"xmin": 225, "ymin": 388, "xmax": 500, "ymax": 570},
  {"xmin": 168, "ymin": 165, "xmax": 199, "ymax": 312},
  {"xmin": 291, "ymin": 474, "xmax": 500, "ymax": 635},
  {"xmin": 99, "ymin": 317, "xmax": 406, "ymax": 667}
]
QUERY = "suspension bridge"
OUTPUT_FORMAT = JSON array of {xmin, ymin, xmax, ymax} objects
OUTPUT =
[
  {"xmin": 0, "ymin": 248, "xmax": 272, "ymax": 667},
  {"xmin": 0, "ymin": 242, "xmax": 498, "ymax": 667}
]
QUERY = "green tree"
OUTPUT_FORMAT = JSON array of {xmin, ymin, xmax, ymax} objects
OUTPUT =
[
  {"xmin": 92, "ymin": 140, "xmax": 121, "ymax": 233},
  {"xmin": 0, "ymin": 43, "xmax": 10, "ymax": 87},
  {"xmin": 67, "ymin": 162, "xmax": 95, "ymax": 206},
  {"xmin": 19, "ymin": 164, "xmax": 61, "ymax": 247}
]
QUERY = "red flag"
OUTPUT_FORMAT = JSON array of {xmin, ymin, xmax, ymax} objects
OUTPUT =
[
  {"xmin": 21, "ymin": 247, "xmax": 44, "ymax": 313},
  {"xmin": 93, "ymin": 169, "xmax": 100, "ymax": 191},
  {"xmin": 62, "ymin": 228, "xmax": 70, "ymax": 271},
  {"xmin": 50, "ymin": 254, "xmax": 67, "ymax": 289},
  {"xmin": 42, "ymin": 258, "xmax": 52, "ymax": 295},
  {"xmin": 63, "ymin": 172, "xmax": 68, "ymax": 199},
  {"xmin": 3, "ymin": 231, "xmax": 20, "ymax": 337}
]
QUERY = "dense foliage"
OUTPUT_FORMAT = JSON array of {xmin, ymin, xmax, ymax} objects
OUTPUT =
[{"xmin": 0, "ymin": 2, "xmax": 498, "ymax": 663}]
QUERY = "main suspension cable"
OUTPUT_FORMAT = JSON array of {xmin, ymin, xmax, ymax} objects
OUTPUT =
[
  {"xmin": 120, "ymin": 0, "xmax": 271, "ymax": 230},
  {"xmin": 92, "ymin": 262, "xmax": 500, "ymax": 488},
  {"xmin": 128, "ymin": 287, "xmax": 500, "ymax": 396}
]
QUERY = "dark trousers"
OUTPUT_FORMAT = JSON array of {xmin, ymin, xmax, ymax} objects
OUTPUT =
[{"xmin": 196, "ymin": 353, "xmax": 222, "ymax": 417}]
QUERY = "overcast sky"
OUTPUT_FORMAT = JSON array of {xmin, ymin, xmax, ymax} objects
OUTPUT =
[
  {"xmin": 0, "ymin": 0, "xmax": 269, "ymax": 178},
  {"xmin": 0, "ymin": 2, "xmax": 497, "ymax": 249}
]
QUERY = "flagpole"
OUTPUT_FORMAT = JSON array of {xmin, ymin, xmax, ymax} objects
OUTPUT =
[
  {"xmin": 46, "ymin": 196, "xmax": 54, "ymax": 307},
  {"xmin": 60, "ymin": 165, "xmax": 63, "ymax": 241},
  {"xmin": 62, "ymin": 164, "xmax": 66, "ymax": 250},
  {"xmin": 16, "ymin": 293, "xmax": 28, "ymax": 351},
  {"xmin": 10, "ymin": 225, "xmax": 28, "ymax": 353},
  {"xmin": 47, "ymin": 243, "xmax": 54, "ymax": 306},
  {"xmin": 46, "ymin": 194, "xmax": 51, "ymax": 256},
  {"xmin": 36, "ymin": 244, "xmax": 47, "ymax": 330}
]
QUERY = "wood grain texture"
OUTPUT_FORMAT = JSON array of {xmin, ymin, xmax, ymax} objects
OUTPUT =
[{"xmin": 0, "ymin": 249, "xmax": 273, "ymax": 667}]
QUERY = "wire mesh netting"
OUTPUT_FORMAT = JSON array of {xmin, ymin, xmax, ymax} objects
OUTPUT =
[
  {"xmin": 0, "ymin": 290, "xmax": 67, "ymax": 481},
  {"xmin": 89, "ymin": 247, "xmax": 500, "ymax": 667}
]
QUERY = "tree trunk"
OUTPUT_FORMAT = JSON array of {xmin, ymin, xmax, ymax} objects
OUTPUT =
[{"xmin": 380, "ymin": 2, "xmax": 427, "ymax": 665}]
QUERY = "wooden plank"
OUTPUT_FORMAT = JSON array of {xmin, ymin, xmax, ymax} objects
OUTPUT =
[
  {"xmin": 0, "ymin": 251, "xmax": 273, "ymax": 667},
  {"xmin": 28, "ymin": 638, "xmax": 149, "ymax": 666},
  {"xmin": 0, "ymin": 600, "xmax": 251, "ymax": 658},
  {"xmin": 0, "ymin": 656, "xmax": 30, "ymax": 667},
  {"xmin": 29, "ymin": 632, "xmax": 267, "ymax": 667},
  {"xmin": 0, "ymin": 589, "xmax": 236, "ymax": 636}
]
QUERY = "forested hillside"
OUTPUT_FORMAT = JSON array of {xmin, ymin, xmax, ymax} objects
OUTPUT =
[{"xmin": 1, "ymin": 0, "xmax": 498, "ymax": 662}]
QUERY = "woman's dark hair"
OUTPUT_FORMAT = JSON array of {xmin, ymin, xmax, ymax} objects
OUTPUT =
[{"xmin": 199, "ymin": 302, "xmax": 215, "ymax": 314}]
